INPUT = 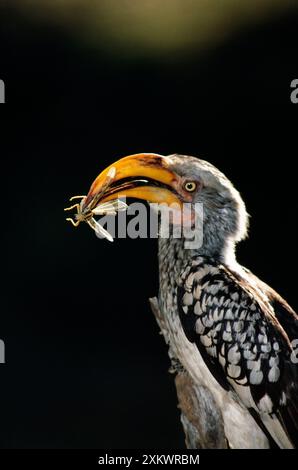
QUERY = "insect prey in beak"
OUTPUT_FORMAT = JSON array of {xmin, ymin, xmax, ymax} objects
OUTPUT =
[{"xmin": 64, "ymin": 167, "xmax": 128, "ymax": 242}]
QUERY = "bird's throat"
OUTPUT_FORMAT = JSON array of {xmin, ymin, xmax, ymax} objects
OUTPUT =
[{"xmin": 158, "ymin": 231, "xmax": 238, "ymax": 298}]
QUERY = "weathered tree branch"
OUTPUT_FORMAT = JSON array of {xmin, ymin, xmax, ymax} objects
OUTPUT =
[{"xmin": 149, "ymin": 297, "xmax": 227, "ymax": 449}]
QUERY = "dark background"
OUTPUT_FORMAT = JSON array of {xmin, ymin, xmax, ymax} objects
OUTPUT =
[{"xmin": 0, "ymin": 3, "xmax": 297, "ymax": 448}]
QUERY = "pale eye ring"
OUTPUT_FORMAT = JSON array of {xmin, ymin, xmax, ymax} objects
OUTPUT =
[{"xmin": 183, "ymin": 181, "xmax": 197, "ymax": 192}]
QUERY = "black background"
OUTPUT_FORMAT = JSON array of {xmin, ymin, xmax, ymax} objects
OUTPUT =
[{"xmin": 0, "ymin": 4, "xmax": 297, "ymax": 448}]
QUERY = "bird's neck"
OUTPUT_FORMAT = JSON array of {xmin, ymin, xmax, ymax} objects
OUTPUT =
[{"xmin": 158, "ymin": 232, "xmax": 238, "ymax": 283}]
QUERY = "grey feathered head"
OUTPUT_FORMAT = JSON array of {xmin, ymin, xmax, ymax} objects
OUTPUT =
[{"xmin": 168, "ymin": 154, "xmax": 249, "ymax": 246}]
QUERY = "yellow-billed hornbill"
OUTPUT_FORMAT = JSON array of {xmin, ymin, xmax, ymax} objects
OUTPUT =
[{"xmin": 80, "ymin": 153, "xmax": 298, "ymax": 449}]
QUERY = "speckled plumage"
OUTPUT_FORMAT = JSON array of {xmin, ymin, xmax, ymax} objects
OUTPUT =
[{"xmin": 157, "ymin": 155, "xmax": 298, "ymax": 449}]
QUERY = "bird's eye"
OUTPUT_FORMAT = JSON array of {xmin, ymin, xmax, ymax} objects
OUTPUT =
[{"xmin": 183, "ymin": 181, "xmax": 197, "ymax": 192}]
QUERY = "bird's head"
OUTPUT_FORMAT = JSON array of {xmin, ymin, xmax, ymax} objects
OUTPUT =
[{"xmin": 83, "ymin": 153, "xmax": 249, "ymax": 257}]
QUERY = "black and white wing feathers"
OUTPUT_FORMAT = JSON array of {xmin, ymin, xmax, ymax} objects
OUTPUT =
[{"xmin": 177, "ymin": 256, "xmax": 298, "ymax": 448}]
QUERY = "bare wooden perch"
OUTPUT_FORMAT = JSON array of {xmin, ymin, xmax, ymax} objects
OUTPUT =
[{"xmin": 149, "ymin": 297, "xmax": 227, "ymax": 449}]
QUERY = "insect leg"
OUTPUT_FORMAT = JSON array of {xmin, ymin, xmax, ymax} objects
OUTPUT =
[
  {"xmin": 64, "ymin": 203, "xmax": 80, "ymax": 212},
  {"xmin": 69, "ymin": 195, "xmax": 86, "ymax": 202},
  {"xmin": 66, "ymin": 217, "xmax": 80, "ymax": 227}
]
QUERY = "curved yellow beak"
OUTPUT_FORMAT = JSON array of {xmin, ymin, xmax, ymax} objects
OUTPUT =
[{"xmin": 83, "ymin": 153, "xmax": 182, "ymax": 209}]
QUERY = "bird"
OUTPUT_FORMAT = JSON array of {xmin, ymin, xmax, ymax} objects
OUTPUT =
[{"xmin": 80, "ymin": 152, "xmax": 298, "ymax": 449}]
